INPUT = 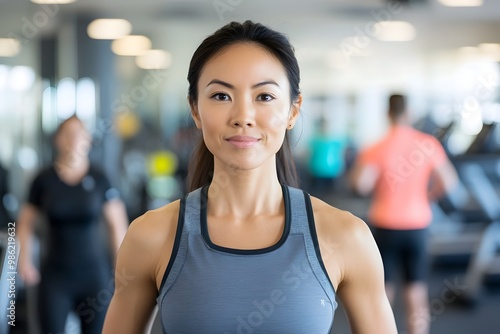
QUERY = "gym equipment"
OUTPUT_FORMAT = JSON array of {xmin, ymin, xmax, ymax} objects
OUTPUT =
[
  {"xmin": 459, "ymin": 163, "xmax": 500, "ymax": 300},
  {"xmin": 0, "ymin": 231, "xmax": 18, "ymax": 334}
]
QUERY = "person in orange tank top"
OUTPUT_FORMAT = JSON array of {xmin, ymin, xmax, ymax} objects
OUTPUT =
[{"xmin": 350, "ymin": 94, "xmax": 458, "ymax": 334}]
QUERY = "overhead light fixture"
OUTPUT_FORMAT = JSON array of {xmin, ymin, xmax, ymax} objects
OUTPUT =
[
  {"xmin": 0, "ymin": 38, "xmax": 21, "ymax": 57},
  {"xmin": 374, "ymin": 21, "xmax": 416, "ymax": 42},
  {"xmin": 31, "ymin": 0, "xmax": 76, "ymax": 3},
  {"xmin": 112, "ymin": 35, "xmax": 152, "ymax": 56},
  {"xmin": 135, "ymin": 50, "xmax": 172, "ymax": 70},
  {"xmin": 87, "ymin": 19, "xmax": 132, "ymax": 40},
  {"xmin": 437, "ymin": 0, "xmax": 483, "ymax": 7}
]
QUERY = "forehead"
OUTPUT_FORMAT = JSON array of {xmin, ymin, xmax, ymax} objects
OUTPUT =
[
  {"xmin": 58, "ymin": 119, "xmax": 86, "ymax": 134},
  {"xmin": 199, "ymin": 43, "xmax": 288, "ymax": 83}
]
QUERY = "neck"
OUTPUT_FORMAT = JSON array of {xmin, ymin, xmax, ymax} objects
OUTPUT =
[
  {"xmin": 390, "ymin": 113, "xmax": 409, "ymax": 126},
  {"xmin": 54, "ymin": 152, "xmax": 89, "ymax": 174},
  {"xmin": 207, "ymin": 159, "xmax": 283, "ymax": 220}
]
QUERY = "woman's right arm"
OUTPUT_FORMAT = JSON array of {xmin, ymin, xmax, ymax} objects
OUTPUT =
[
  {"xmin": 17, "ymin": 204, "xmax": 41, "ymax": 285},
  {"xmin": 103, "ymin": 201, "xmax": 180, "ymax": 334}
]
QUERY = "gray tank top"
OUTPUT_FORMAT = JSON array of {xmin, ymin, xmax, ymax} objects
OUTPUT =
[{"xmin": 157, "ymin": 185, "xmax": 337, "ymax": 333}]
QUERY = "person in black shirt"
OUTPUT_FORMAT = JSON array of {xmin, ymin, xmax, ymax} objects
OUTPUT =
[
  {"xmin": 17, "ymin": 116, "xmax": 129, "ymax": 334},
  {"xmin": 0, "ymin": 163, "xmax": 13, "ymax": 229}
]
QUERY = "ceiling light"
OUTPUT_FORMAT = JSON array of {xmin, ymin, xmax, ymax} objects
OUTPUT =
[
  {"xmin": 87, "ymin": 19, "xmax": 132, "ymax": 40},
  {"xmin": 374, "ymin": 21, "xmax": 416, "ymax": 42},
  {"xmin": 437, "ymin": 0, "xmax": 483, "ymax": 7},
  {"xmin": 31, "ymin": 0, "xmax": 76, "ymax": 3},
  {"xmin": 135, "ymin": 50, "xmax": 172, "ymax": 70},
  {"xmin": 112, "ymin": 35, "xmax": 152, "ymax": 56},
  {"xmin": 0, "ymin": 38, "xmax": 21, "ymax": 57}
]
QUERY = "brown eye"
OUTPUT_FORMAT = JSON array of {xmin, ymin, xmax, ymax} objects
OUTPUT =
[
  {"xmin": 211, "ymin": 93, "xmax": 230, "ymax": 101},
  {"xmin": 257, "ymin": 93, "xmax": 275, "ymax": 102}
]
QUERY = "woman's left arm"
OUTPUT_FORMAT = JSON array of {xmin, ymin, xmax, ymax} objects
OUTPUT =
[
  {"xmin": 315, "ymin": 204, "xmax": 397, "ymax": 334},
  {"xmin": 335, "ymin": 215, "xmax": 397, "ymax": 334},
  {"xmin": 103, "ymin": 199, "xmax": 129, "ymax": 260}
]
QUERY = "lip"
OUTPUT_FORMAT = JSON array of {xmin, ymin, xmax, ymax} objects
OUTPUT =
[{"xmin": 226, "ymin": 135, "xmax": 260, "ymax": 148}]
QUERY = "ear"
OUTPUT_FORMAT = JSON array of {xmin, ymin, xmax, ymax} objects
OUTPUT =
[
  {"xmin": 189, "ymin": 97, "xmax": 202, "ymax": 129},
  {"xmin": 287, "ymin": 93, "xmax": 302, "ymax": 130}
]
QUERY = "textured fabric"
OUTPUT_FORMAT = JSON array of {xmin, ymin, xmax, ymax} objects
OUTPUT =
[
  {"xmin": 28, "ymin": 165, "xmax": 117, "ymax": 268},
  {"xmin": 359, "ymin": 125, "xmax": 447, "ymax": 229},
  {"xmin": 157, "ymin": 185, "xmax": 336, "ymax": 333},
  {"xmin": 27, "ymin": 165, "xmax": 116, "ymax": 333}
]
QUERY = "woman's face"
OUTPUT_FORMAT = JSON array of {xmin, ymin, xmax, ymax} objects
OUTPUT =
[
  {"xmin": 55, "ymin": 118, "xmax": 91, "ymax": 158},
  {"xmin": 192, "ymin": 43, "xmax": 301, "ymax": 172}
]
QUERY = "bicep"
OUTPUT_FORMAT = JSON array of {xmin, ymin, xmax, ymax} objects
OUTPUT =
[
  {"xmin": 336, "ymin": 221, "xmax": 397, "ymax": 334},
  {"xmin": 104, "ymin": 279, "xmax": 157, "ymax": 334},
  {"xmin": 103, "ymin": 220, "xmax": 158, "ymax": 333}
]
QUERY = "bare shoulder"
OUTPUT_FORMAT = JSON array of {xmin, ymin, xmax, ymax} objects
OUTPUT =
[
  {"xmin": 308, "ymin": 196, "xmax": 375, "ymax": 288},
  {"xmin": 126, "ymin": 200, "xmax": 181, "ymax": 246},
  {"xmin": 309, "ymin": 196, "xmax": 370, "ymax": 242},
  {"xmin": 119, "ymin": 200, "xmax": 181, "ymax": 288}
]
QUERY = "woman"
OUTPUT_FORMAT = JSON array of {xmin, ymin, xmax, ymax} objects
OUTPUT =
[
  {"xmin": 104, "ymin": 21, "xmax": 397, "ymax": 333},
  {"xmin": 350, "ymin": 94, "xmax": 458, "ymax": 334},
  {"xmin": 17, "ymin": 116, "xmax": 129, "ymax": 334}
]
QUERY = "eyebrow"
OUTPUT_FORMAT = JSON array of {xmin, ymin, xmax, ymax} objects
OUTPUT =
[{"xmin": 206, "ymin": 79, "xmax": 280, "ymax": 89}]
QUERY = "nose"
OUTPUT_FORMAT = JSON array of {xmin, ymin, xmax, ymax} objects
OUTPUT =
[{"xmin": 231, "ymin": 96, "xmax": 255, "ymax": 128}]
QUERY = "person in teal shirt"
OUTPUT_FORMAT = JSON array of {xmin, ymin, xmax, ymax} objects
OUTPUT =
[{"xmin": 308, "ymin": 117, "xmax": 346, "ymax": 195}]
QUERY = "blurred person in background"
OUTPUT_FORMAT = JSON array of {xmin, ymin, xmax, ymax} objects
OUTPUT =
[
  {"xmin": 0, "ymin": 163, "xmax": 13, "ymax": 230},
  {"xmin": 307, "ymin": 116, "xmax": 346, "ymax": 196},
  {"xmin": 17, "ymin": 115, "xmax": 129, "ymax": 334},
  {"xmin": 350, "ymin": 94, "xmax": 458, "ymax": 334},
  {"xmin": 103, "ymin": 20, "xmax": 396, "ymax": 334}
]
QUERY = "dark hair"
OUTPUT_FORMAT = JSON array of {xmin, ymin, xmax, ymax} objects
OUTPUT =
[
  {"xmin": 388, "ymin": 94, "xmax": 406, "ymax": 120},
  {"xmin": 187, "ymin": 20, "xmax": 301, "ymax": 191}
]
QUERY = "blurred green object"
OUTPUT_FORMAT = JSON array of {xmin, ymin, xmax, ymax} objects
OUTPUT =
[{"xmin": 147, "ymin": 176, "xmax": 180, "ymax": 200}]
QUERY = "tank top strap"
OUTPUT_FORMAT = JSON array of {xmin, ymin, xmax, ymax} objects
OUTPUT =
[
  {"xmin": 157, "ymin": 186, "xmax": 204, "ymax": 295},
  {"xmin": 286, "ymin": 186, "xmax": 335, "ymax": 298},
  {"xmin": 286, "ymin": 186, "xmax": 310, "ymax": 235},
  {"xmin": 183, "ymin": 186, "xmax": 205, "ymax": 234}
]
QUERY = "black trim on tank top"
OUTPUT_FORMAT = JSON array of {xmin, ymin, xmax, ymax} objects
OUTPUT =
[
  {"xmin": 303, "ymin": 190, "xmax": 335, "ymax": 291},
  {"xmin": 200, "ymin": 184, "xmax": 291, "ymax": 255},
  {"xmin": 158, "ymin": 196, "xmax": 186, "ymax": 292}
]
